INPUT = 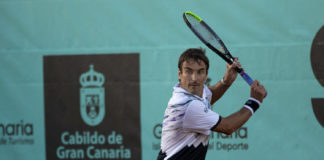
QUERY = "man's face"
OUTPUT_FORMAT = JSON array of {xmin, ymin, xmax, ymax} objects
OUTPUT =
[{"xmin": 178, "ymin": 59, "xmax": 208, "ymax": 97}]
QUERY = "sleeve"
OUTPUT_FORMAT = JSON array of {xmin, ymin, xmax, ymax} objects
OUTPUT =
[{"xmin": 182, "ymin": 100, "xmax": 221, "ymax": 135}]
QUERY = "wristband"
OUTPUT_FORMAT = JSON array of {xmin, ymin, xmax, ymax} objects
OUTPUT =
[{"xmin": 243, "ymin": 97, "xmax": 261, "ymax": 114}]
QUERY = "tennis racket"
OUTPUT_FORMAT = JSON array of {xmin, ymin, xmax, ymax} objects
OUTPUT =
[{"xmin": 183, "ymin": 11, "xmax": 254, "ymax": 86}]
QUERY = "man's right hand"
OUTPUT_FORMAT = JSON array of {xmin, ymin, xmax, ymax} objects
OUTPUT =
[{"xmin": 250, "ymin": 80, "xmax": 267, "ymax": 103}]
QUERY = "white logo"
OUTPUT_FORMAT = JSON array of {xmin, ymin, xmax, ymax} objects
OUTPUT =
[{"xmin": 80, "ymin": 65, "xmax": 105, "ymax": 126}]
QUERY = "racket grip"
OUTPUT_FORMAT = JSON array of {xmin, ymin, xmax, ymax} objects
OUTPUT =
[
  {"xmin": 239, "ymin": 70, "xmax": 268, "ymax": 97},
  {"xmin": 239, "ymin": 70, "xmax": 254, "ymax": 86}
]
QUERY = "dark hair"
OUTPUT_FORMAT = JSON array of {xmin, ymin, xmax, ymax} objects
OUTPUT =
[{"xmin": 178, "ymin": 48, "xmax": 209, "ymax": 72}]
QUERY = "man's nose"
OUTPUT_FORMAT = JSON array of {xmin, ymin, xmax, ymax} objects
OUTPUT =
[{"xmin": 191, "ymin": 72, "xmax": 197, "ymax": 81}]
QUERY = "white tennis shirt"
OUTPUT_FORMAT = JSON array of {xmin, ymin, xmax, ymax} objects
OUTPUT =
[{"xmin": 160, "ymin": 83, "xmax": 221, "ymax": 159}]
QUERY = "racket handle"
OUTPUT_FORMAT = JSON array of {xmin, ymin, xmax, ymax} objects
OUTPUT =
[
  {"xmin": 239, "ymin": 70, "xmax": 268, "ymax": 97},
  {"xmin": 239, "ymin": 70, "xmax": 254, "ymax": 86}
]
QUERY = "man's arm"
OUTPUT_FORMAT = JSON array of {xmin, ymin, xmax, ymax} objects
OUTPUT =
[
  {"xmin": 212, "ymin": 107, "xmax": 252, "ymax": 135},
  {"xmin": 212, "ymin": 80, "xmax": 267, "ymax": 135},
  {"xmin": 209, "ymin": 58, "xmax": 241, "ymax": 105},
  {"xmin": 208, "ymin": 80, "xmax": 231, "ymax": 105}
]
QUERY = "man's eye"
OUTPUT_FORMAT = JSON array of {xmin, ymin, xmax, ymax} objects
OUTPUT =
[{"xmin": 198, "ymin": 70, "xmax": 204, "ymax": 74}]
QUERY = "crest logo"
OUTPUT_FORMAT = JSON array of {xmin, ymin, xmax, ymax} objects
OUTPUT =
[
  {"xmin": 80, "ymin": 64, "xmax": 105, "ymax": 126},
  {"xmin": 44, "ymin": 54, "xmax": 141, "ymax": 159}
]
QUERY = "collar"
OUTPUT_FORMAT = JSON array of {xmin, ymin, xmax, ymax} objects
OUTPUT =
[{"xmin": 173, "ymin": 82, "xmax": 206, "ymax": 100}]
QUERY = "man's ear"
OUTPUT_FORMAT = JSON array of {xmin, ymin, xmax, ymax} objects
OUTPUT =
[
  {"xmin": 204, "ymin": 70, "xmax": 208, "ymax": 82},
  {"xmin": 178, "ymin": 69, "xmax": 182, "ymax": 82}
]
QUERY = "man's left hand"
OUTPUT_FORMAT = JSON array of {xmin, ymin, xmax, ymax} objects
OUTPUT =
[{"xmin": 223, "ymin": 58, "xmax": 241, "ymax": 86}]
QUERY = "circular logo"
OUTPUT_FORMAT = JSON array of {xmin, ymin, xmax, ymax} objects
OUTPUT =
[{"xmin": 310, "ymin": 25, "xmax": 324, "ymax": 128}]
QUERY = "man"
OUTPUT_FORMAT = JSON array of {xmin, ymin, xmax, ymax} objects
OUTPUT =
[{"xmin": 157, "ymin": 48, "xmax": 267, "ymax": 160}]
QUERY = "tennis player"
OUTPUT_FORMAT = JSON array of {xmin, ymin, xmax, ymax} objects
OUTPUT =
[{"xmin": 157, "ymin": 48, "xmax": 267, "ymax": 160}]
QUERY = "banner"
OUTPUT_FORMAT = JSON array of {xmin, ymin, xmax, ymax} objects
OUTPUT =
[{"xmin": 0, "ymin": 0, "xmax": 323, "ymax": 159}]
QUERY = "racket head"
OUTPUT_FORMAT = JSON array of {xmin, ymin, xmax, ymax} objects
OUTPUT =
[{"xmin": 183, "ymin": 11, "xmax": 234, "ymax": 64}]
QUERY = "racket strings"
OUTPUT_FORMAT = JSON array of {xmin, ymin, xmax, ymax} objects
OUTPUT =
[{"xmin": 185, "ymin": 14, "xmax": 225, "ymax": 54}]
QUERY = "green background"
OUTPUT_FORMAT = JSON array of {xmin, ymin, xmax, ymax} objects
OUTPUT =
[{"xmin": 0, "ymin": 0, "xmax": 323, "ymax": 159}]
